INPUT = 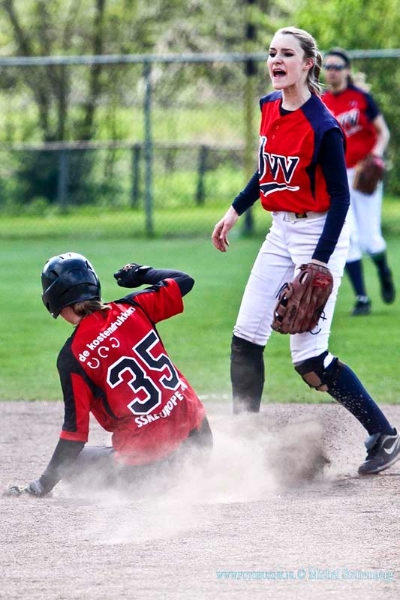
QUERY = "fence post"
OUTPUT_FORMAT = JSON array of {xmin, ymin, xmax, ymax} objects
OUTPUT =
[
  {"xmin": 131, "ymin": 143, "xmax": 141, "ymax": 208},
  {"xmin": 143, "ymin": 62, "xmax": 154, "ymax": 236},
  {"xmin": 243, "ymin": 0, "xmax": 257, "ymax": 235},
  {"xmin": 195, "ymin": 145, "xmax": 209, "ymax": 205},
  {"xmin": 57, "ymin": 149, "xmax": 69, "ymax": 210}
]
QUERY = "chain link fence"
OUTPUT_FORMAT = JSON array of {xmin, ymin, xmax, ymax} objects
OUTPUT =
[{"xmin": 0, "ymin": 50, "xmax": 399, "ymax": 239}]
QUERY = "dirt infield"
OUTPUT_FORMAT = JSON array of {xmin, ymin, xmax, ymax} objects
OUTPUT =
[{"xmin": 1, "ymin": 400, "xmax": 400, "ymax": 600}]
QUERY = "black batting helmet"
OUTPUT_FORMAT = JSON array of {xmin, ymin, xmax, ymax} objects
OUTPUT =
[{"xmin": 41, "ymin": 252, "xmax": 101, "ymax": 318}]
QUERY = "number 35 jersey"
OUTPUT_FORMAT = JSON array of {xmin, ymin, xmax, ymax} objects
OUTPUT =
[{"xmin": 56, "ymin": 279, "xmax": 206, "ymax": 465}]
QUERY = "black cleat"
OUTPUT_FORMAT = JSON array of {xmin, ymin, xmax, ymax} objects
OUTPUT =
[
  {"xmin": 379, "ymin": 269, "xmax": 395, "ymax": 304},
  {"xmin": 351, "ymin": 297, "xmax": 371, "ymax": 316},
  {"xmin": 358, "ymin": 429, "xmax": 400, "ymax": 475}
]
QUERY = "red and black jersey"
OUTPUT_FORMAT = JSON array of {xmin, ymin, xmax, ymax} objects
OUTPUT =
[
  {"xmin": 322, "ymin": 84, "xmax": 380, "ymax": 167},
  {"xmin": 57, "ymin": 279, "xmax": 205, "ymax": 465},
  {"xmin": 258, "ymin": 92, "xmax": 343, "ymax": 214}
]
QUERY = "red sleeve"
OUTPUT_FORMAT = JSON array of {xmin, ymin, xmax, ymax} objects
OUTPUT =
[{"xmin": 128, "ymin": 279, "xmax": 184, "ymax": 324}]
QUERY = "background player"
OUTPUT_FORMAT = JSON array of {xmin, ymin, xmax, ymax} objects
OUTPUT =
[
  {"xmin": 211, "ymin": 27, "xmax": 400, "ymax": 475},
  {"xmin": 322, "ymin": 47, "xmax": 395, "ymax": 316},
  {"xmin": 5, "ymin": 253, "xmax": 212, "ymax": 497}
]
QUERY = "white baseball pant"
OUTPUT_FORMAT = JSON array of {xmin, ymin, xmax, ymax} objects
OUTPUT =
[
  {"xmin": 346, "ymin": 167, "xmax": 386, "ymax": 262},
  {"xmin": 233, "ymin": 210, "xmax": 350, "ymax": 364}
]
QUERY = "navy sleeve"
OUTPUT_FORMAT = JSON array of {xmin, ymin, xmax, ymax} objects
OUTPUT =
[
  {"xmin": 364, "ymin": 91, "xmax": 381, "ymax": 122},
  {"xmin": 231, "ymin": 170, "xmax": 260, "ymax": 215},
  {"xmin": 312, "ymin": 128, "xmax": 350, "ymax": 263}
]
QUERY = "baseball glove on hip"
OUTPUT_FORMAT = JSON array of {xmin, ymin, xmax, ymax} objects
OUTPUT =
[
  {"xmin": 353, "ymin": 154, "xmax": 385, "ymax": 195},
  {"xmin": 272, "ymin": 263, "xmax": 334, "ymax": 335}
]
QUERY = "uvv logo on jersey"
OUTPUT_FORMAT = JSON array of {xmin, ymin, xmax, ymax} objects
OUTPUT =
[
  {"xmin": 258, "ymin": 135, "xmax": 300, "ymax": 197},
  {"xmin": 337, "ymin": 108, "xmax": 361, "ymax": 136}
]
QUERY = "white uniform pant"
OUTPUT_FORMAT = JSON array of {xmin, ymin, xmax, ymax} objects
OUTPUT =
[
  {"xmin": 234, "ymin": 211, "xmax": 350, "ymax": 365},
  {"xmin": 346, "ymin": 168, "xmax": 386, "ymax": 262}
]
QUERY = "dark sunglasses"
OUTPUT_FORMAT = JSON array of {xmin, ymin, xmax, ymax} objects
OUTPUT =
[{"xmin": 323, "ymin": 64, "xmax": 347, "ymax": 71}]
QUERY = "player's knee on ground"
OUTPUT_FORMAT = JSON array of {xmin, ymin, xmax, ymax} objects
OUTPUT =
[
  {"xmin": 294, "ymin": 351, "xmax": 341, "ymax": 392},
  {"xmin": 231, "ymin": 335, "xmax": 265, "ymax": 413}
]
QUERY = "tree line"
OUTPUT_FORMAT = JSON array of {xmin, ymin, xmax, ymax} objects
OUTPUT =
[{"xmin": 1, "ymin": 0, "xmax": 400, "ymax": 197}]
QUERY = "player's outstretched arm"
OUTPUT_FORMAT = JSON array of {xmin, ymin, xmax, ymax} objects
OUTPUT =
[
  {"xmin": 211, "ymin": 206, "xmax": 239, "ymax": 252},
  {"xmin": 3, "ymin": 438, "xmax": 85, "ymax": 498},
  {"xmin": 114, "ymin": 264, "xmax": 194, "ymax": 296}
]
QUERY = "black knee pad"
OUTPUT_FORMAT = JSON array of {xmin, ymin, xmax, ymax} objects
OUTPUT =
[
  {"xmin": 294, "ymin": 351, "xmax": 341, "ymax": 391},
  {"xmin": 231, "ymin": 335, "xmax": 265, "ymax": 413}
]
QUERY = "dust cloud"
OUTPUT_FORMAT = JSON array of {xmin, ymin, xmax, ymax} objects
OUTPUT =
[{"xmin": 59, "ymin": 411, "xmax": 329, "ymax": 545}]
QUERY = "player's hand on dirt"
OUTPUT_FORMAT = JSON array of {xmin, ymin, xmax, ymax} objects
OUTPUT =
[
  {"xmin": 3, "ymin": 485, "xmax": 23, "ymax": 497},
  {"xmin": 25, "ymin": 479, "xmax": 48, "ymax": 496},
  {"xmin": 113, "ymin": 263, "xmax": 152, "ymax": 288},
  {"xmin": 211, "ymin": 207, "xmax": 239, "ymax": 252},
  {"xmin": 3, "ymin": 479, "xmax": 48, "ymax": 497}
]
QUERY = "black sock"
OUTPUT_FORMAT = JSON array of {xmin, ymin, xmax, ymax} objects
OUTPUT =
[
  {"xmin": 231, "ymin": 335, "xmax": 265, "ymax": 414},
  {"xmin": 371, "ymin": 251, "xmax": 391, "ymax": 278},
  {"xmin": 345, "ymin": 260, "xmax": 368, "ymax": 298},
  {"xmin": 328, "ymin": 362, "xmax": 394, "ymax": 435}
]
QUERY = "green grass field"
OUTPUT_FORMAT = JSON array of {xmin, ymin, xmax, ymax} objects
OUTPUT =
[{"xmin": 1, "ymin": 200, "xmax": 400, "ymax": 405}]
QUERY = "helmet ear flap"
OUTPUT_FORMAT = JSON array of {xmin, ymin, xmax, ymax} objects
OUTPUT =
[{"xmin": 41, "ymin": 252, "xmax": 101, "ymax": 318}]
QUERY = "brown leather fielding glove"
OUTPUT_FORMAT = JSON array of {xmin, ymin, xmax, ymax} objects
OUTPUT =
[
  {"xmin": 272, "ymin": 263, "xmax": 334, "ymax": 335},
  {"xmin": 353, "ymin": 154, "xmax": 385, "ymax": 195}
]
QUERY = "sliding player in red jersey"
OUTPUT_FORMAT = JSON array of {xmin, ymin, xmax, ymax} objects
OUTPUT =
[{"xmin": 5, "ymin": 253, "xmax": 212, "ymax": 497}]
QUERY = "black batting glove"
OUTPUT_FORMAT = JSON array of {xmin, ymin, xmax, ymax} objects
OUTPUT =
[
  {"xmin": 3, "ymin": 485, "xmax": 23, "ymax": 497},
  {"xmin": 25, "ymin": 479, "xmax": 48, "ymax": 496},
  {"xmin": 113, "ymin": 263, "xmax": 152, "ymax": 288}
]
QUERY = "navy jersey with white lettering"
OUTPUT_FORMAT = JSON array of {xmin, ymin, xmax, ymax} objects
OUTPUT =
[{"xmin": 57, "ymin": 278, "xmax": 205, "ymax": 465}]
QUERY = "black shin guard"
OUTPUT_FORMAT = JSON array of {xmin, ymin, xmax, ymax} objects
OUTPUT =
[
  {"xmin": 230, "ymin": 335, "xmax": 265, "ymax": 414},
  {"xmin": 294, "ymin": 351, "xmax": 339, "ymax": 392}
]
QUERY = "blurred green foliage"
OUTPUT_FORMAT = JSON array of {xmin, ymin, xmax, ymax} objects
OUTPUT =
[{"xmin": 1, "ymin": 1, "xmax": 400, "ymax": 205}]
